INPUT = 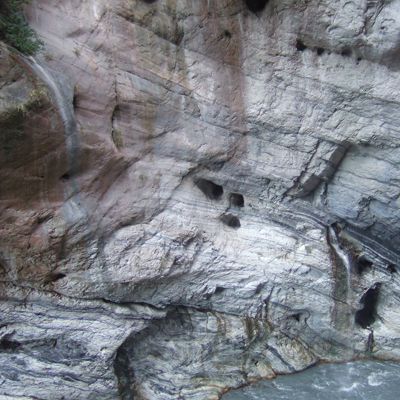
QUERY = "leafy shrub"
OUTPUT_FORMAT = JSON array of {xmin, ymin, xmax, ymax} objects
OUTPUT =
[{"xmin": 0, "ymin": 0, "xmax": 43, "ymax": 54}]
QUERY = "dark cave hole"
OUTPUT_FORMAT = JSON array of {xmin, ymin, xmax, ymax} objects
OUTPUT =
[
  {"xmin": 112, "ymin": 104, "xmax": 120, "ymax": 120},
  {"xmin": 44, "ymin": 273, "xmax": 67, "ymax": 285},
  {"xmin": 316, "ymin": 47, "xmax": 324, "ymax": 56},
  {"xmin": 229, "ymin": 193, "xmax": 244, "ymax": 207},
  {"xmin": 387, "ymin": 264, "xmax": 397, "ymax": 274},
  {"xmin": 255, "ymin": 283, "xmax": 264, "ymax": 294},
  {"xmin": 261, "ymin": 177, "xmax": 271, "ymax": 186},
  {"xmin": 355, "ymin": 286, "xmax": 379, "ymax": 329},
  {"xmin": 0, "ymin": 339, "xmax": 21, "ymax": 351},
  {"xmin": 61, "ymin": 173, "xmax": 70, "ymax": 180},
  {"xmin": 220, "ymin": 214, "xmax": 241, "ymax": 228},
  {"xmin": 291, "ymin": 313, "xmax": 301, "ymax": 322},
  {"xmin": 244, "ymin": 0, "xmax": 269, "ymax": 12},
  {"xmin": 115, "ymin": 346, "xmax": 136, "ymax": 400},
  {"xmin": 296, "ymin": 39, "xmax": 307, "ymax": 51},
  {"xmin": 215, "ymin": 286, "xmax": 225, "ymax": 294},
  {"xmin": 50, "ymin": 273, "xmax": 67, "ymax": 282},
  {"xmin": 72, "ymin": 94, "xmax": 78, "ymax": 109},
  {"xmin": 357, "ymin": 256, "xmax": 373, "ymax": 274},
  {"xmin": 331, "ymin": 222, "xmax": 342, "ymax": 235},
  {"xmin": 195, "ymin": 179, "xmax": 223, "ymax": 200},
  {"xmin": 341, "ymin": 48, "xmax": 352, "ymax": 57}
]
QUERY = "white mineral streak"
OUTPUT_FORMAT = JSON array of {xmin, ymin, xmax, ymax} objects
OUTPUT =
[{"xmin": 1, "ymin": 0, "xmax": 400, "ymax": 399}]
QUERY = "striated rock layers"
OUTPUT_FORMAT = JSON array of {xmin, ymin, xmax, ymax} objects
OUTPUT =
[{"xmin": 1, "ymin": 0, "xmax": 400, "ymax": 398}]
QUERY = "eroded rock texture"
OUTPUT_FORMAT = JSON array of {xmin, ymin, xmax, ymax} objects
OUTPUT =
[{"xmin": 1, "ymin": 0, "xmax": 400, "ymax": 398}]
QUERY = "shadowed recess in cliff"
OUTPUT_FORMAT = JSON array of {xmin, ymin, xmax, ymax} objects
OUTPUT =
[
  {"xmin": 387, "ymin": 264, "xmax": 397, "ymax": 274},
  {"xmin": 0, "ymin": 338, "xmax": 21, "ymax": 351},
  {"xmin": 355, "ymin": 285, "xmax": 380, "ymax": 329},
  {"xmin": 220, "ymin": 214, "xmax": 241, "ymax": 228},
  {"xmin": 356, "ymin": 256, "xmax": 373, "ymax": 274},
  {"xmin": 288, "ymin": 141, "xmax": 350, "ymax": 198},
  {"xmin": 113, "ymin": 306, "xmax": 286, "ymax": 400},
  {"xmin": 43, "ymin": 272, "xmax": 67, "ymax": 285},
  {"xmin": 195, "ymin": 178, "xmax": 223, "ymax": 200},
  {"xmin": 244, "ymin": 0, "xmax": 269, "ymax": 12},
  {"xmin": 296, "ymin": 39, "xmax": 307, "ymax": 51},
  {"xmin": 115, "ymin": 345, "xmax": 136, "ymax": 400},
  {"xmin": 229, "ymin": 193, "xmax": 244, "ymax": 207}
]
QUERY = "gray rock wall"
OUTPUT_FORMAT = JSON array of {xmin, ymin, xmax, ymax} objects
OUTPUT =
[{"xmin": 1, "ymin": 0, "xmax": 400, "ymax": 398}]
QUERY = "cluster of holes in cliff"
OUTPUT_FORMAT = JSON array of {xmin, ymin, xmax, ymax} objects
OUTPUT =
[
  {"xmin": 295, "ymin": 40, "xmax": 358, "ymax": 60},
  {"xmin": 229, "ymin": 193, "xmax": 244, "ymax": 207},
  {"xmin": 220, "ymin": 214, "xmax": 241, "ymax": 229},
  {"xmin": 355, "ymin": 285, "xmax": 380, "ymax": 329},
  {"xmin": 245, "ymin": 0, "xmax": 269, "ymax": 12},
  {"xmin": 195, "ymin": 179, "xmax": 223, "ymax": 200},
  {"xmin": 356, "ymin": 256, "xmax": 373, "ymax": 274}
]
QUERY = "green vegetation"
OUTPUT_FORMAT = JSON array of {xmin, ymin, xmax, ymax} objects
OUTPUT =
[
  {"xmin": 112, "ymin": 128, "xmax": 124, "ymax": 148},
  {"xmin": 0, "ymin": 0, "xmax": 43, "ymax": 54}
]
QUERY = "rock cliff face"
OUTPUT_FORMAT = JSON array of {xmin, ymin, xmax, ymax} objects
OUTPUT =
[{"xmin": 1, "ymin": 0, "xmax": 400, "ymax": 399}]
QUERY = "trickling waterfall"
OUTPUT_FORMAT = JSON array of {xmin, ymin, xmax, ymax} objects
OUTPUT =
[
  {"xmin": 26, "ymin": 56, "xmax": 79, "ymax": 171},
  {"xmin": 327, "ymin": 225, "xmax": 354, "ymax": 334},
  {"xmin": 328, "ymin": 226, "xmax": 351, "ymax": 276}
]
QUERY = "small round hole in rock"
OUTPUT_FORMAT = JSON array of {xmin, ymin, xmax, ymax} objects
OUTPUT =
[
  {"xmin": 296, "ymin": 39, "xmax": 307, "ymax": 51},
  {"xmin": 244, "ymin": 0, "xmax": 269, "ymax": 12},
  {"xmin": 61, "ymin": 173, "xmax": 70, "ymax": 180},
  {"xmin": 220, "ymin": 215, "xmax": 241, "ymax": 228},
  {"xmin": 341, "ymin": 48, "xmax": 352, "ymax": 57},
  {"xmin": 229, "ymin": 193, "xmax": 244, "ymax": 207},
  {"xmin": 291, "ymin": 313, "xmax": 301, "ymax": 322},
  {"xmin": 388, "ymin": 264, "xmax": 397, "ymax": 274},
  {"xmin": 215, "ymin": 286, "xmax": 225, "ymax": 294},
  {"xmin": 357, "ymin": 256, "xmax": 373, "ymax": 274},
  {"xmin": 316, "ymin": 47, "xmax": 324, "ymax": 56},
  {"xmin": 195, "ymin": 179, "xmax": 223, "ymax": 200}
]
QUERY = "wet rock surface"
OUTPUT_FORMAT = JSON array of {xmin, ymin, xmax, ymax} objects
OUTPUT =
[{"xmin": 1, "ymin": 0, "xmax": 400, "ymax": 398}]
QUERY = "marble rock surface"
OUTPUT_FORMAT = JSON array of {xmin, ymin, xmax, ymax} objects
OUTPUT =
[{"xmin": 1, "ymin": 0, "xmax": 400, "ymax": 398}]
